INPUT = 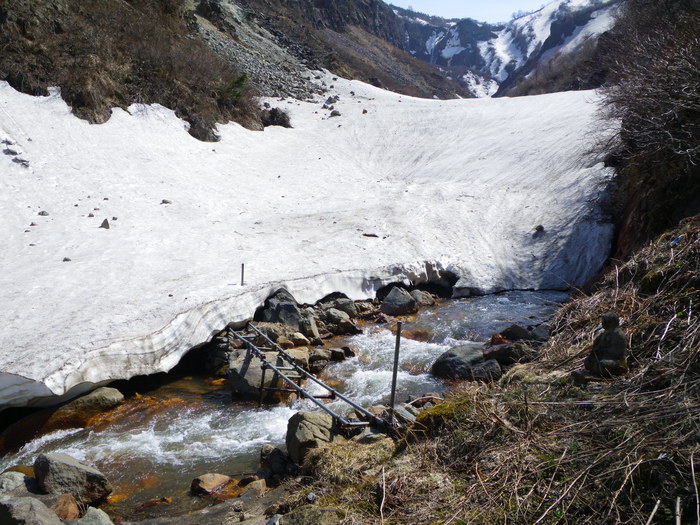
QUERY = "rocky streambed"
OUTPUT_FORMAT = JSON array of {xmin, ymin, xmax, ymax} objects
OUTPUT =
[{"xmin": 0, "ymin": 287, "xmax": 567, "ymax": 523}]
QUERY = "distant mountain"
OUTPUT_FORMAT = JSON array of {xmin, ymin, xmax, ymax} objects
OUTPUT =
[
  {"xmin": 391, "ymin": 0, "xmax": 620, "ymax": 96},
  {"xmin": 0, "ymin": 0, "xmax": 621, "ymax": 139}
]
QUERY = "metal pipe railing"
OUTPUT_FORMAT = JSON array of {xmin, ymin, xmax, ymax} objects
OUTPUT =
[{"xmin": 246, "ymin": 323, "xmax": 385, "ymax": 426}]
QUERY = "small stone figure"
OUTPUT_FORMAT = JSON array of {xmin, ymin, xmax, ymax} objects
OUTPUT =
[{"xmin": 584, "ymin": 312, "xmax": 628, "ymax": 377}]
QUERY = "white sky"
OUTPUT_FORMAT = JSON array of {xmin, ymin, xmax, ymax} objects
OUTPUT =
[{"xmin": 389, "ymin": 1, "xmax": 548, "ymax": 23}]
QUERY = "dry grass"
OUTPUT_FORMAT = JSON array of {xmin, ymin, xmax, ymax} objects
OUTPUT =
[{"xmin": 284, "ymin": 215, "xmax": 700, "ymax": 524}]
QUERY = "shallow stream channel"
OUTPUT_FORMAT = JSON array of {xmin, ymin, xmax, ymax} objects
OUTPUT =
[{"xmin": 0, "ymin": 291, "xmax": 567, "ymax": 521}]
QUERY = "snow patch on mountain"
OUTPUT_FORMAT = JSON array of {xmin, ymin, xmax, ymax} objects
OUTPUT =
[
  {"xmin": 396, "ymin": 0, "xmax": 619, "ymax": 95},
  {"xmin": 461, "ymin": 71, "xmax": 499, "ymax": 98}
]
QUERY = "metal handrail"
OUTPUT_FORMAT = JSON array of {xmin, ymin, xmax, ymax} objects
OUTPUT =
[{"xmin": 231, "ymin": 323, "xmax": 385, "ymax": 427}]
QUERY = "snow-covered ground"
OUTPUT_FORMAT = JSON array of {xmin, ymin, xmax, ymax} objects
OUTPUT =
[{"xmin": 0, "ymin": 74, "xmax": 613, "ymax": 410}]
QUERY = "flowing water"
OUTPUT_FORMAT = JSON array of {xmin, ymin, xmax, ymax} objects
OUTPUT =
[{"xmin": 0, "ymin": 290, "xmax": 567, "ymax": 520}]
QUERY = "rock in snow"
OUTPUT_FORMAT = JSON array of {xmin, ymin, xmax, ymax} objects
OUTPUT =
[{"xmin": 0, "ymin": 73, "xmax": 614, "ymax": 409}]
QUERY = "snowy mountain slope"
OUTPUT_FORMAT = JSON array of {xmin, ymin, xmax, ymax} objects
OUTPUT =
[
  {"xmin": 0, "ymin": 76, "xmax": 613, "ymax": 409},
  {"xmin": 393, "ymin": 0, "xmax": 619, "ymax": 95}
]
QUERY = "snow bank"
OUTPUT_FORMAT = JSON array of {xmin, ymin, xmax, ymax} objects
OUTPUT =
[{"xmin": 0, "ymin": 74, "xmax": 613, "ymax": 409}]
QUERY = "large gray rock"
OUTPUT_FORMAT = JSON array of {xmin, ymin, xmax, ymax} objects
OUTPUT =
[
  {"xmin": 0, "ymin": 495, "xmax": 63, "ymax": 525},
  {"xmin": 258, "ymin": 290, "xmax": 302, "ymax": 330},
  {"xmin": 286, "ymin": 411, "xmax": 336, "ymax": 465},
  {"xmin": 431, "ymin": 344, "xmax": 502, "ymax": 382},
  {"xmin": 229, "ymin": 350, "xmax": 296, "ymax": 398},
  {"xmin": 300, "ymin": 314, "xmax": 321, "ymax": 340},
  {"xmin": 380, "ymin": 287, "xmax": 418, "ymax": 316},
  {"xmin": 33, "ymin": 454, "xmax": 112, "ymax": 505},
  {"xmin": 324, "ymin": 298, "xmax": 358, "ymax": 319},
  {"xmin": 324, "ymin": 308, "xmax": 350, "ymax": 325},
  {"xmin": 75, "ymin": 507, "xmax": 114, "ymax": 524},
  {"xmin": 322, "ymin": 308, "xmax": 360, "ymax": 335},
  {"xmin": 61, "ymin": 387, "xmax": 124, "ymax": 417}
]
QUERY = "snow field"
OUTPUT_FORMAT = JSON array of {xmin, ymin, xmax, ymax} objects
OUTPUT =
[{"xmin": 0, "ymin": 73, "xmax": 612, "ymax": 408}]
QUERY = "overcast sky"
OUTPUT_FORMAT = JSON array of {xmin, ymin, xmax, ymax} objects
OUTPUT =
[{"xmin": 388, "ymin": 1, "xmax": 549, "ymax": 23}]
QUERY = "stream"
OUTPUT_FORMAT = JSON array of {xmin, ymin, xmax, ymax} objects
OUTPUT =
[{"xmin": 0, "ymin": 290, "xmax": 567, "ymax": 521}]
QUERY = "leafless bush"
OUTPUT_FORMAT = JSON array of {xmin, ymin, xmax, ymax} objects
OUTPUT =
[{"xmin": 600, "ymin": 0, "xmax": 700, "ymax": 171}]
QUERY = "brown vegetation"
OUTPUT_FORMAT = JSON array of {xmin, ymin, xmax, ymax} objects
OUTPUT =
[
  {"xmin": 282, "ymin": 215, "xmax": 700, "ymax": 524},
  {"xmin": 600, "ymin": 0, "xmax": 700, "ymax": 252},
  {"xmin": 0, "ymin": 0, "xmax": 259, "ymax": 140}
]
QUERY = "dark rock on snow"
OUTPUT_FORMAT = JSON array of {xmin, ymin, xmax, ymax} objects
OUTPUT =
[{"xmin": 258, "ymin": 290, "xmax": 302, "ymax": 330}]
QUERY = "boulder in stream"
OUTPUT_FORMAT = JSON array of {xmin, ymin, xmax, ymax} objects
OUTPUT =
[
  {"xmin": 499, "ymin": 324, "xmax": 537, "ymax": 342},
  {"xmin": 0, "ymin": 472, "xmax": 27, "ymax": 493},
  {"xmin": 190, "ymin": 473, "xmax": 234, "ymax": 496},
  {"xmin": 34, "ymin": 453, "xmax": 112, "ymax": 505},
  {"xmin": 380, "ymin": 287, "xmax": 418, "ymax": 316},
  {"xmin": 229, "ymin": 349, "xmax": 304, "ymax": 400},
  {"xmin": 431, "ymin": 344, "xmax": 502, "ymax": 382}
]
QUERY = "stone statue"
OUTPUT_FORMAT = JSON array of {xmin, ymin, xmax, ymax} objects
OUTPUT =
[{"xmin": 584, "ymin": 312, "xmax": 628, "ymax": 377}]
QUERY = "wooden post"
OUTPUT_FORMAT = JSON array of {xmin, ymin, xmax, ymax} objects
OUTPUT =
[
  {"xmin": 241, "ymin": 263, "xmax": 245, "ymax": 286},
  {"xmin": 390, "ymin": 322, "xmax": 402, "ymax": 412}
]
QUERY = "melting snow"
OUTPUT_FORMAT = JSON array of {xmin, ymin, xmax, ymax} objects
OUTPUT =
[{"xmin": 0, "ymin": 73, "xmax": 613, "ymax": 409}]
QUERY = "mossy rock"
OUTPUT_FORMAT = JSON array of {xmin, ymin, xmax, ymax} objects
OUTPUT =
[{"xmin": 414, "ymin": 397, "xmax": 472, "ymax": 430}]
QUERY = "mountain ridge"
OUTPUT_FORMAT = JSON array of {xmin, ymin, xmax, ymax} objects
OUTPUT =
[{"xmin": 390, "ymin": 0, "xmax": 620, "ymax": 96}]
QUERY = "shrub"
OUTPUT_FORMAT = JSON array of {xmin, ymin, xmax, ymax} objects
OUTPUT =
[{"xmin": 601, "ymin": 0, "xmax": 700, "ymax": 172}]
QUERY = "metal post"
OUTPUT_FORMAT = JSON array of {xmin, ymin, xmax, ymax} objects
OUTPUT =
[
  {"xmin": 259, "ymin": 364, "xmax": 266, "ymax": 406},
  {"xmin": 241, "ymin": 263, "xmax": 245, "ymax": 286},
  {"xmin": 389, "ymin": 322, "xmax": 402, "ymax": 411}
]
